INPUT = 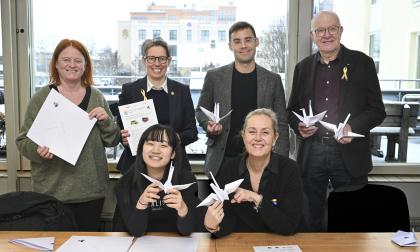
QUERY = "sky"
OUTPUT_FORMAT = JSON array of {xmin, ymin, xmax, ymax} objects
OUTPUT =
[{"xmin": 31, "ymin": 0, "xmax": 287, "ymax": 51}]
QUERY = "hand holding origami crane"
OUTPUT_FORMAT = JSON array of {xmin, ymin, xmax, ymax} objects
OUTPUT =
[
  {"xmin": 197, "ymin": 172, "xmax": 244, "ymax": 207},
  {"xmin": 141, "ymin": 162, "xmax": 195, "ymax": 193},
  {"xmin": 199, "ymin": 103, "xmax": 232, "ymax": 123},
  {"xmin": 292, "ymin": 100, "xmax": 327, "ymax": 127},
  {"xmin": 319, "ymin": 113, "xmax": 364, "ymax": 140}
]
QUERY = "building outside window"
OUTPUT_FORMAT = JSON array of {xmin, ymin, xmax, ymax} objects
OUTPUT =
[
  {"xmin": 218, "ymin": 30, "xmax": 226, "ymax": 41},
  {"xmin": 169, "ymin": 30, "xmax": 177, "ymax": 40},
  {"xmin": 187, "ymin": 29, "xmax": 192, "ymax": 41},
  {"xmin": 138, "ymin": 29, "xmax": 146, "ymax": 41},
  {"xmin": 200, "ymin": 30, "xmax": 210, "ymax": 41},
  {"xmin": 153, "ymin": 30, "xmax": 161, "ymax": 39}
]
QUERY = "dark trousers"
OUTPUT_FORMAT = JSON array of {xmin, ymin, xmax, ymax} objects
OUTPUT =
[
  {"xmin": 302, "ymin": 142, "xmax": 367, "ymax": 231},
  {"xmin": 65, "ymin": 197, "xmax": 105, "ymax": 231}
]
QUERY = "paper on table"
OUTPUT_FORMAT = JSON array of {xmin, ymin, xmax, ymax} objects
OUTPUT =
[
  {"xmin": 27, "ymin": 89, "xmax": 97, "ymax": 165},
  {"xmin": 118, "ymin": 99, "xmax": 159, "ymax": 156},
  {"xmin": 9, "ymin": 237, "xmax": 54, "ymax": 252},
  {"xmin": 129, "ymin": 235, "xmax": 198, "ymax": 252},
  {"xmin": 197, "ymin": 171, "xmax": 243, "ymax": 207},
  {"xmin": 254, "ymin": 245, "xmax": 302, "ymax": 252},
  {"xmin": 56, "ymin": 236, "xmax": 134, "ymax": 252},
  {"xmin": 199, "ymin": 103, "xmax": 232, "ymax": 123},
  {"xmin": 292, "ymin": 100, "xmax": 326, "ymax": 127},
  {"xmin": 319, "ymin": 113, "xmax": 364, "ymax": 140},
  {"xmin": 391, "ymin": 230, "xmax": 418, "ymax": 247},
  {"xmin": 141, "ymin": 162, "xmax": 196, "ymax": 193}
]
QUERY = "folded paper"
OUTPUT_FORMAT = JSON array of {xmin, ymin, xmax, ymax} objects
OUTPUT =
[
  {"xmin": 197, "ymin": 171, "xmax": 243, "ymax": 207},
  {"xmin": 319, "ymin": 113, "xmax": 364, "ymax": 140},
  {"xmin": 199, "ymin": 103, "xmax": 232, "ymax": 123}
]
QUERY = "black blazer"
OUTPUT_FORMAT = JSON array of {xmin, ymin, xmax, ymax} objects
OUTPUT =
[
  {"xmin": 116, "ymin": 77, "xmax": 198, "ymax": 173},
  {"xmin": 212, "ymin": 153, "xmax": 303, "ymax": 237},
  {"xmin": 287, "ymin": 45, "xmax": 386, "ymax": 178}
]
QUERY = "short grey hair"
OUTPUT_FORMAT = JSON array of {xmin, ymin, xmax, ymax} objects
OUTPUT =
[
  {"xmin": 311, "ymin": 10, "xmax": 341, "ymax": 31},
  {"xmin": 242, "ymin": 108, "xmax": 279, "ymax": 135},
  {"xmin": 141, "ymin": 37, "xmax": 170, "ymax": 57}
]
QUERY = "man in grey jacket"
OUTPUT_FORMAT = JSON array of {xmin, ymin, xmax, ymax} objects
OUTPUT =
[{"xmin": 196, "ymin": 21, "xmax": 289, "ymax": 176}]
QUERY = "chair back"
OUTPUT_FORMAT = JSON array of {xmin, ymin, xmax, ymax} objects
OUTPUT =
[{"xmin": 328, "ymin": 184, "xmax": 410, "ymax": 232}]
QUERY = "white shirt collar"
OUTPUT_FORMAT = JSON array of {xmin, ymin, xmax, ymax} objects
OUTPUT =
[{"xmin": 147, "ymin": 77, "xmax": 168, "ymax": 93}]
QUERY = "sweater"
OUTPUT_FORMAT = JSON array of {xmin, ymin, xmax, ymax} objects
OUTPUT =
[{"xmin": 15, "ymin": 85, "xmax": 120, "ymax": 203}]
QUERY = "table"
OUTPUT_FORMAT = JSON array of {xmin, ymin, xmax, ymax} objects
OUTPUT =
[{"xmin": 1, "ymin": 231, "xmax": 418, "ymax": 251}]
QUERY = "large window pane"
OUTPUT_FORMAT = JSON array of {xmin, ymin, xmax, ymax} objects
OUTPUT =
[
  {"xmin": 313, "ymin": 0, "xmax": 420, "ymax": 164},
  {"xmin": 32, "ymin": 0, "xmax": 288, "ymax": 161}
]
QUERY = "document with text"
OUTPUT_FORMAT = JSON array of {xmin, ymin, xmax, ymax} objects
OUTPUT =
[{"xmin": 118, "ymin": 99, "xmax": 159, "ymax": 156}]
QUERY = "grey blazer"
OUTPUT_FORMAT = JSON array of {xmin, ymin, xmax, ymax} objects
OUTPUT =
[{"xmin": 196, "ymin": 63, "xmax": 289, "ymax": 176}]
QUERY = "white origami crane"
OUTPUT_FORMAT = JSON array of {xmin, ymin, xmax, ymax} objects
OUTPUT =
[
  {"xmin": 199, "ymin": 103, "xmax": 232, "ymax": 123},
  {"xmin": 319, "ymin": 113, "xmax": 365, "ymax": 140},
  {"xmin": 196, "ymin": 172, "xmax": 244, "ymax": 207},
  {"xmin": 292, "ymin": 100, "xmax": 327, "ymax": 127},
  {"xmin": 141, "ymin": 162, "xmax": 196, "ymax": 193}
]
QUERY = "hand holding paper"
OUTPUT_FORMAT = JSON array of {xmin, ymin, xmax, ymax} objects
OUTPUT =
[
  {"xmin": 292, "ymin": 100, "xmax": 326, "ymax": 127},
  {"xmin": 319, "ymin": 113, "xmax": 364, "ymax": 140},
  {"xmin": 200, "ymin": 103, "xmax": 232, "ymax": 123},
  {"xmin": 197, "ymin": 172, "xmax": 244, "ymax": 207},
  {"xmin": 141, "ymin": 162, "xmax": 195, "ymax": 193}
]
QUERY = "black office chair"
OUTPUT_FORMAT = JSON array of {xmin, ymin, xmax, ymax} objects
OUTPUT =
[{"xmin": 328, "ymin": 184, "xmax": 410, "ymax": 232}]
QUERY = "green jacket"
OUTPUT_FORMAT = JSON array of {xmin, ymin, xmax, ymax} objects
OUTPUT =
[{"xmin": 16, "ymin": 85, "xmax": 120, "ymax": 203}]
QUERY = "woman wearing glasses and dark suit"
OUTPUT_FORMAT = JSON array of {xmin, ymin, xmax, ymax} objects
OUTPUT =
[{"xmin": 116, "ymin": 38, "xmax": 198, "ymax": 174}]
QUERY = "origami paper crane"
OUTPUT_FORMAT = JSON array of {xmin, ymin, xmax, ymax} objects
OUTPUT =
[
  {"xmin": 292, "ymin": 100, "xmax": 327, "ymax": 127},
  {"xmin": 141, "ymin": 162, "xmax": 195, "ymax": 193},
  {"xmin": 319, "ymin": 113, "xmax": 364, "ymax": 140},
  {"xmin": 196, "ymin": 172, "xmax": 243, "ymax": 207},
  {"xmin": 199, "ymin": 103, "xmax": 232, "ymax": 123}
]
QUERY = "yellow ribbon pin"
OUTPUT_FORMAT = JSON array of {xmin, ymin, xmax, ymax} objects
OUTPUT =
[
  {"xmin": 341, "ymin": 66, "xmax": 348, "ymax": 81},
  {"xmin": 140, "ymin": 89, "xmax": 147, "ymax": 101}
]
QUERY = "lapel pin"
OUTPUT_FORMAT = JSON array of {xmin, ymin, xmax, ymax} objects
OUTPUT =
[
  {"xmin": 341, "ymin": 66, "xmax": 349, "ymax": 81},
  {"xmin": 171, "ymin": 91, "xmax": 175, "ymax": 95},
  {"xmin": 271, "ymin": 198, "xmax": 278, "ymax": 206}
]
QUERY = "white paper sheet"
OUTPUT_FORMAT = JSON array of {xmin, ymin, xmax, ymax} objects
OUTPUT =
[
  {"xmin": 27, "ymin": 89, "xmax": 97, "ymax": 165},
  {"xmin": 130, "ymin": 235, "xmax": 198, "ymax": 252},
  {"xmin": 9, "ymin": 237, "xmax": 54, "ymax": 251},
  {"xmin": 254, "ymin": 245, "xmax": 302, "ymax": 252},
  {"xmin": 118, "ymin": 99, "xmax": 159, "ymax": 156},
  {"xmin": 391, "ymin": 230, "xmax": 418, "ymax": 247},
  {"xmin": 56, "ymin": 236, "xmax": 134, "ymax": 252}
]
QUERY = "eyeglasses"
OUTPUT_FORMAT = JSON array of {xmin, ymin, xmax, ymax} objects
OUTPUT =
[
  {"xmin": 144, "ymin": 56, "xmax": 169, "ymax": 64},
  {"xmin": 313, "ymin": 25, "xmax": 341, "ymax": 37},
  {"xmin": 230, "ymin": 37, "xmax": 257, "ymax": 46},
  {"xmin": 60, "ymin": 57, "xmax": 84, "ymax": 66}
]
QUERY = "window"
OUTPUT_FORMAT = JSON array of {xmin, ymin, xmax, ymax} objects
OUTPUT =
[
  {"xmin": 369, "ymin": 33, "xmax": 381, "ymax": 73},
  {"xmin": 138, "ymin": 29, "xmax": 146, "ymax": 40},
  {"xmin": 169, "ymin": 30, "xmax": 177, "ymax": 40},
  {"xmin": 218, "ymin": 30, "xmax": 226, "ymax": 41},
  {"xmin": 200, "ymin": 30, "xmax": 210, "ymax": 41},
  {"xmin": 187, "ymin": 30, "xmax": 192, "ymax": 41},
  {"xmin": 169, "ymin": 45, "xmax": 177, "ymax": 57},
  {"xmin": 9, "ymin": 0, "xmax": 289, "ymax": 168},
  {"xmin": 314, "ymin": 0, "xmax": 420, "ymax": 165},
  {"xmin": 153, "ymin": 30, "xmax": 161, "ymax": 39}
]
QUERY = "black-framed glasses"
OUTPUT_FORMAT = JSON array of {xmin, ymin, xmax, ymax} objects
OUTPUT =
[
  {"xmin": 313, "ymin": 25, "xmax": 341, "ymax": 37},
  {"xmin": 144, "ymin": 56, "xmax": 169, "ymax": 64}
]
